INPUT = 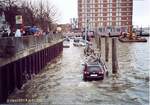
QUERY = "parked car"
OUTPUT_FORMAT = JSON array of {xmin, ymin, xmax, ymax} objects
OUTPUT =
[
  {"xmin": 73, "ymin": 38, "xmax": 80, "ymax": 46},
  {"xmin": 63, "ymin": 37, "xmax": 70, "ymax": 41},
  {"xmin": 73, "ymin": 39, "xmax": 86, "ymax": 46},
  {"xmin": 83, "ymin": 61, "xmax": 108, "ymax": 81},
  {"xmin": 63, "ymin": 41, "xmax": 70, "ymax": 48}
]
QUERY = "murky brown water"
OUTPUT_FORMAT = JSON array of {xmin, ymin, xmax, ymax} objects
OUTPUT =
[{"xmin": 8, "ymin": 37, "xmax": 149, "ymax": 105}]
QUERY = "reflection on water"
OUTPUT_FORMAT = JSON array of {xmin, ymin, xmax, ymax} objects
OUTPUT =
[{"xmin": 8, "ymin": 38, "xmax": 149, "ymax": 105}]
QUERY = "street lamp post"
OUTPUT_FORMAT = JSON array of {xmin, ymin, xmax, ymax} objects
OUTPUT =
[{"xmin": 84, "ymin": 0, "xmax": 90, "ymax": 46}]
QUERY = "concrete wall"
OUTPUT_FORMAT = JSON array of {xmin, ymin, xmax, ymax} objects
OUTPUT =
[{"xmin": 0, "ymin": 34, "xmax": 63, "ymax": 103}]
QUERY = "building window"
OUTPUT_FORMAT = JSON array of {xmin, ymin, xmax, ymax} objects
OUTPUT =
[
  {"xmin": 110, "ymin": 9, "xmax": 112, "ymax": 12},
  {"xmin": 116, "ymin": 13, "xmax": 119, "ymax": 16},
  {"xmin": 99, "ymin": 28, "xmax": 103, "ymax": 32},
  {"xmin": 119, "ymin": 17, "xmax": 121, "ymax": 21},
  {"xmin": 87, "ymin": 8, "xmax": 90, "ymax": 12},
  {"xmin": 109, "ymin": 13, "xmax": 112, "ymax": 16},
  {"xmin": 110, "ymin": 22, "xmax": 112, "ymax": 26},
  {"xmin": 107, "ymin": 17, "xmax": 109, "ymax": 21},
  {"xmin": 116, "ymin": 22, "xmax": 118, "ymax": 26},
  {"xmin": 109, "ymin": 4, "xmax": 112, "ymax": 8},
  {"xmin": 100, "ymin": 13, "xmax": 103, "ymax": 17},
  {"xmin": 107, "ymin": 22, "xmax": 109, "ymax": 26},
  {"xmin": 110, "ymin": 17, "xmax": 112, "ymax": 21},
  {"xmin": 119, "ymin": 22, "xmax": 121, "ymax": 26},
  {"xmin": 116, "ymin": 28, "xmax": 120, "ymax": 32},
  {"xmin": 119, "ymin": 13, "xmax": 121, "ymax": 16}
]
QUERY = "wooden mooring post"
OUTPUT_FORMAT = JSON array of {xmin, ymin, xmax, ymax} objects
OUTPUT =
[
  {"xmin": 98, "ymin": 36, "xmax": 101, "ymax": 57},
  {"xmin": 95, "ymin": 35, "xmax": 99, "ymax": 49},
  {"xmin": 112, "ymin": 38, "xmax": 118, "ymax": 74},
  {"xmin": 105, "ymin": 36, "xmax": 109, "ymax": 62}
]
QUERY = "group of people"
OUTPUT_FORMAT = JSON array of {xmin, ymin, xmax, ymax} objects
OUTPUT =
[
  {"xmin": 84, "ymin": 44, "xmax": 94, "ymax": 56},
  {"xmin": 1, "ymin": 26, "xmax": 46, "ymax": 37},
  {"xmin": 1, "ymin": 29, "xmax": 28, "ymax": 37},
  {"xmin": 84, "ymin": 45, "xmax": 100, "ymax": 63}
]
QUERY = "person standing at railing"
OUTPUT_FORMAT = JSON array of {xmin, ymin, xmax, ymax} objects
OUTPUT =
[
  {"xmin": 1, "ymin": 30, "xmax": 8, "ymax": 37},
  {"xmin": 15, "ymin": 29, "xmax": 21, "ymax": 37},
  {"xmin": 9, "ymin": 31, "xmax": 15, "ymax": 37}
]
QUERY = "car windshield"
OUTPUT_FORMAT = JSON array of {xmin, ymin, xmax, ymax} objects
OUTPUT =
[{"xmin": 87, "ymin": 66, "xmax": 102, "ymax": 72}]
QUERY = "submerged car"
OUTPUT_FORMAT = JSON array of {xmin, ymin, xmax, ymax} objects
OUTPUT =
[
  {"xmin": 83, "ymin": 61, "xmax": 108, "ymax": 81},
  {"xmin": 73, "ymin": 38, "xmax": 92, "ymax": 47}
]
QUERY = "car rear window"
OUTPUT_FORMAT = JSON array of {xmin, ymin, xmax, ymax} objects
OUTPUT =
[{"xmin": 87, "ymin": 66, "xmax": 102, "ymax": 72}]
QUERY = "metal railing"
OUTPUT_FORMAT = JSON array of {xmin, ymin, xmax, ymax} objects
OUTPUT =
[{"xmin": 0, "ymin": 34, "xmax": 63, "ymax": 57}]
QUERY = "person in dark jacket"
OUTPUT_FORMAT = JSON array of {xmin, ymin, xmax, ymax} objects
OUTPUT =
[
  {"xmin": 1, "ymin": 30, "xmax": 8, "ymax": 37},
  {"xmin": 9, "ymin": 31, "xmax": 15, "ymax": 37}
]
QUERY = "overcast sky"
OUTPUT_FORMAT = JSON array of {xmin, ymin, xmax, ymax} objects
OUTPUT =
[{"xmin": 51, "ymin": 0, "xmax": 150, "ymax": 27}]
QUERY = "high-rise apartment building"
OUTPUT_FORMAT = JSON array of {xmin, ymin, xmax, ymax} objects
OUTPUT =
[{"xmin": 78, "ymin": 0, "xmax": 133, "ymax": 33}]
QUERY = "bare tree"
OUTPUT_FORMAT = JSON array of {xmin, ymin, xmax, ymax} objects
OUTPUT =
[
  {"xmin": 0, "ymin": 0, "xmax": 59, "ymax": 32},
  {"xmin": 0, "ymin": 0, "xmax": 20, "ymax": 30},
  {"xmin": 20, "ymin": 0, "xmax": 37, "ymax": 26},
  {"xmin": 32, "ymin": 0, "xmax": 59, "ymax": 32},
  {"xmin": 0, "ymin": 0, "xmax": 20, "ymax": 10}
]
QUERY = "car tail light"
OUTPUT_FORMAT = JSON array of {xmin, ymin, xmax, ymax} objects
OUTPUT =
[
  {"xmin": 98, "ymin": 71, "xmax": 103, "ymax": 74},
  {"xmin": 84, "ymin": 71, "xmax": 89, "ymax": 74}
]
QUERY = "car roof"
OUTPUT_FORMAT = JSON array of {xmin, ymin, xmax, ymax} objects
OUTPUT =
[{"xmin": 86, "ymin": 62, "xmax": 102, "ymax": 67}]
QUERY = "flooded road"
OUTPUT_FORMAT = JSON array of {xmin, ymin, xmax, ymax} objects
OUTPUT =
[{"xmin": 8, "ymin": 38, "xmax": 149, "ymax": 105}]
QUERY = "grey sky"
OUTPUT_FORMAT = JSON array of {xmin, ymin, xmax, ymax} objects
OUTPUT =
[
  {"xmin": 51, "ymin": 0, "xmax": 77, "ymax": 24},
  {"xmin": 52, "ymin": 0, "xmax": 150, "ymax": 27}
]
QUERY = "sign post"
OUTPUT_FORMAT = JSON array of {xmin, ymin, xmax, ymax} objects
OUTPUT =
[{"xmin": 15, "ymin": 15, "xmax": 23, "ymax": 29}]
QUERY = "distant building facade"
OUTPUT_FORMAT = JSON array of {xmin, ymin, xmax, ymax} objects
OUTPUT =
[
  {"xmin": 78, "ymin": 0, "xmax": 133, "ymax": 33},
  {"xmin": 57, "ymin": 24, "xmax": 72, "ymax": 33}
]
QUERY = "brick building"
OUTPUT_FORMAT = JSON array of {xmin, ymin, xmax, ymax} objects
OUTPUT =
[{"xmin": 78, "ymin": 0, "xmax": 133, "ymax": 34}]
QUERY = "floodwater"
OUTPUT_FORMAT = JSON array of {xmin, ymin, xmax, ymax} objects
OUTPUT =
[{"xmin": 8, "ymin": 37, "xmax": 149, "ymax": 105}]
